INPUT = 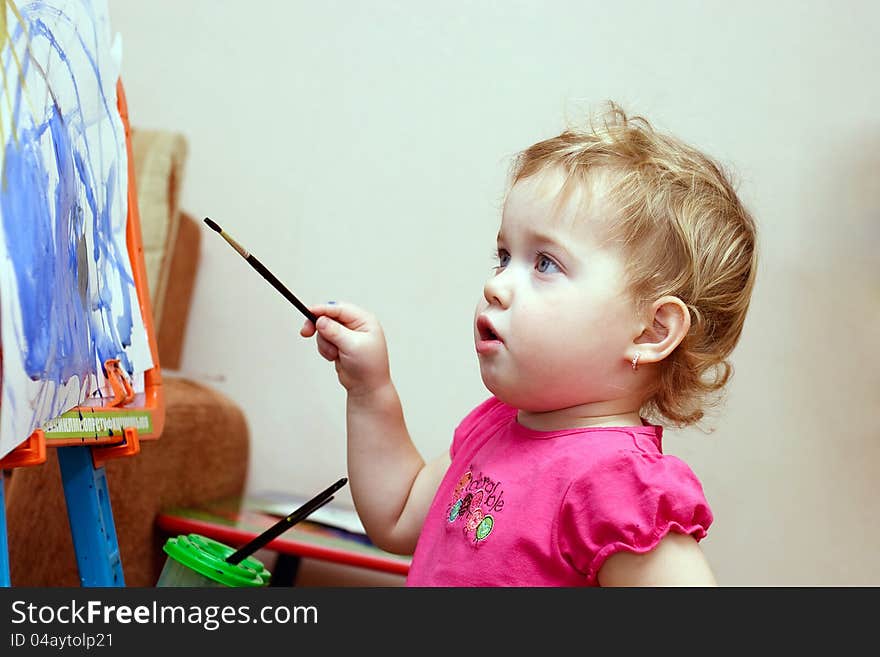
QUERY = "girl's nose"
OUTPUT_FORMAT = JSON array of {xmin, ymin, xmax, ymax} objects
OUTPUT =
[{"xmin": 483, "ymin": 269, "xmax": 513, "ymax": 308}]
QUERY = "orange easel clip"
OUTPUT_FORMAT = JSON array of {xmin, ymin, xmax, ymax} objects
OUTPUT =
[
  {"xmin": 0, "ymin": 430, "xmax": 47, "ymax": 469},
  {"xmin": 103, "ymin": 358, "xmax": 135, "ymax": 407},
  {"xmin": 90, "ymin": 425, "xmax": 140, "ymax": 470}
]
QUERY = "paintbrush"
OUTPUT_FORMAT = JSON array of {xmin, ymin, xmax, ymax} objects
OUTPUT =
[
  {"xmin": 203, "ymin": 217, "xmax": 318, "ymax": 325},
  {"xmin": 225, "ymin": 477, "xmax": 349, "ymax": 565}
]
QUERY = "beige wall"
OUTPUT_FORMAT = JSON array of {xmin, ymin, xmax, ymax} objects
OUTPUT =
[{"xmin": 108, "ymin": 1, "xmax": 880, "ymax": 586}]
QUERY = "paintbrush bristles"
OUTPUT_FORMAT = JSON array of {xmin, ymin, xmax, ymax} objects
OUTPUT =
[
  {"xmin": 219, "ymin": 231, "xmax": 250, "ymax": 260},
  {"xmin": 203, "ymin": 217, "xmax": 250, "ymax": 259}
]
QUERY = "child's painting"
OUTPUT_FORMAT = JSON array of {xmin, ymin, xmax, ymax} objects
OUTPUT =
[{"xmin": 0, "ymin": 0, "xmax": 152, "ymax": 459}]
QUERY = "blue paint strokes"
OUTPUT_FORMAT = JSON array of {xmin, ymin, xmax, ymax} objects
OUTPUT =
[
  {"xmin": 29, "ymin": 8, "xmax": 138, "ymax": 375},
  {"xmin": 0, "ymin": 0, "xmax": 140, "ymax": 423},
  {"xmin": 73, "ymin": 147, "xmax": 134, "ymax": 373},
  {"xmin": 1, "ymin": 105, "xmax": 92, "ymax": 382}
]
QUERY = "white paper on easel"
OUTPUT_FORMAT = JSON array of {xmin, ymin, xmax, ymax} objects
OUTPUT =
[{"xmin": 0, "ymin": 0, "xmax": 152, "ymax": 459}]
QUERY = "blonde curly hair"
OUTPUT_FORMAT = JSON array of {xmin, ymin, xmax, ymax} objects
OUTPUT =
[{"xmin": 511, "ymin": 102, "xmax": 758, "ymax": 427}]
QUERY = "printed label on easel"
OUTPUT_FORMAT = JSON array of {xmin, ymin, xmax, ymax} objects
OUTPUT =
[{"xmin": 41, "ymin": 410, "xmax": 153, "ymax": 439}]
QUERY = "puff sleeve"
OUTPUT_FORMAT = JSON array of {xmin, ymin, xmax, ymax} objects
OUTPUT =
[{"xmin": 557, "ymin": 450, "xmax": 713, "ymax": 585}]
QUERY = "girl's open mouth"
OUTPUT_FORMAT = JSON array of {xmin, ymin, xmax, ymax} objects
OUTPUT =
[
  {"xmin": 477, "ymin": 316, "xmax": 502, "ymax": 342},
  {"xmin": 476, "ymin": 316, "xmax": 504, "ymax": 354}
]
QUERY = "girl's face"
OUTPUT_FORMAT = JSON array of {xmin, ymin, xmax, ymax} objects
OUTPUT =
[{"xmin": 473, "ymin": 171, "xmax": 643, "ymax": 416}]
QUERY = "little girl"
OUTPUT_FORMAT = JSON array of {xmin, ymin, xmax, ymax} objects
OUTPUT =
[{"xmin": 301, "ymin": 102, "xmax": 757, "ymax": 586}]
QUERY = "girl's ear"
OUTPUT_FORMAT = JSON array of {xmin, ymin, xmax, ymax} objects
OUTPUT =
[{"xmin": 631, "ymin": 296, "xmax": 691, "ymax": 366}]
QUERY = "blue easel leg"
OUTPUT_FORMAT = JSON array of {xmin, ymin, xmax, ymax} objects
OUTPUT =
[
  {"xmin": 0, "ymin": 470, "xmax": 10, "ymax": 587},
  {"xmin": 57, "ymin": 447, "xmax": 125, "ymax": 586}
]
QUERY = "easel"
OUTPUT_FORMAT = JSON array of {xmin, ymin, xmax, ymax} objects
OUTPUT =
[{"xmin": 0, "ymin": 81, "xmax": 165, "ymax": 586}]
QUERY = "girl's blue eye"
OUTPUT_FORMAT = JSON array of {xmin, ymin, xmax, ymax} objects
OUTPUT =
[
  {"xmin": 536, "ymin": 254, "xmax": 560, "ymax": 273},
  {"xmin": 495, "ymin": 249, "xmax": 511, "ymax": 270}
]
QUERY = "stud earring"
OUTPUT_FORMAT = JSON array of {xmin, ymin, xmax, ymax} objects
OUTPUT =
[{"xmin": 631, "ymin": 353, "xmax": 640, "ymax": 371}]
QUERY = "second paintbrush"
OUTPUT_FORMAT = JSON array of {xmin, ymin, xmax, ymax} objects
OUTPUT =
[
  {"xmin": 225, "ymin": 477, "xmax": 349, "ymax": 565},
  {"xmin": 203, "ymin": 217, "xmax": 318, "ymax": 325}
]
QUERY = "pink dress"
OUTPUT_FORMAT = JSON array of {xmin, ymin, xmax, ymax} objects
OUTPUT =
[{"xmin": 406, "ymin": 397, "xmax": 713, "ymax": 586}]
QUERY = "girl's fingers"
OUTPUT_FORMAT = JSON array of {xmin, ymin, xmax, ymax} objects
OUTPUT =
[
  {"xmin": 316, "ymin": 333, "xmax": 339, "ymax": 362},
  {"xmin": 300, "ymin": 320, "xmax": 316, "ymax": 337},
  {"xmin": 300, "ymin": 301, "xmax": 344, "ymax": 337},
  {"xmin": 314, "ymin": 315, "xmax": 359, "ymax": 353},
  {"xmin": 301, "ymin": 301, "xmax": 373, "ymax": 360},
  {"xmin": 307, "ymin": 301, "xmax": 370, "ymax": 331}
]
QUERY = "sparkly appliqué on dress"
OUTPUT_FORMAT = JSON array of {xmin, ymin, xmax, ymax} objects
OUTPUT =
[{"xmin": 446, "ymin": 468, "xmax": 504, "ymax": 543}]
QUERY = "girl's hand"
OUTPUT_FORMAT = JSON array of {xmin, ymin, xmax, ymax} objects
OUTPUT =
[{"xmin": 300, "ymin": 302, "xmax": 391, "ymax": 397}]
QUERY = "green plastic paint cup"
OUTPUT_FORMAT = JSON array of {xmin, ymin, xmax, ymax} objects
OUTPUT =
[{"xmin": 157, "ymin": 534, "xmax": 271, "ymax": 587}]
